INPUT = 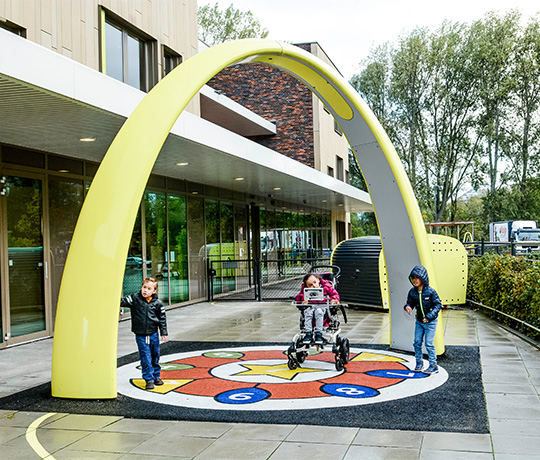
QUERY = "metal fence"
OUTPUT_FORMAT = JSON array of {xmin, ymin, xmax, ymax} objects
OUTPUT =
[
  {"xmin": 467, "ymin": 299, "xmax": 540, "ymax": 344},
  {"xmin": 465, "ymin": 240, "xmax": 540, "ymax": 257},
  {"xmin": 208, "ymin": 257, "xmax": 330, "ymax": 301}
]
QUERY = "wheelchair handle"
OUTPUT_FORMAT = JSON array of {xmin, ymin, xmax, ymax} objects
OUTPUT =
[{"xmin": 310, "ymin": 264, "xmax": 341, "ymax": 278}]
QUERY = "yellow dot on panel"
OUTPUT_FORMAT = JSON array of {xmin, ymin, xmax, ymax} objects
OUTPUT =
[{"xmin": 351, "ymin": 352, "xmax": 407, "ymax": 363}]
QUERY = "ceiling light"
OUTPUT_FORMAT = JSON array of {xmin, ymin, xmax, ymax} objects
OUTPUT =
[
  {"xmin": 79, "ymin": 137, "xmax": 96, "ymax": 142},
  {"xmin": 58, "ymin": 169, "xmax": 69, "ymax": 173},
  {"xmin": 176, "ymin": 162, "xmax": 189, "ymax": 166},
  {"xmin": 273, "ymin": 187, "xmax": 281, "ymax": 190},
  {"xmin": 338, "ymin": 204, "xmax": 344, "ymax": 207},
  {"xmin": 321, "ymin": 200, "xmax": 327, "ymax": 203},
  {"xmin": 234, "ymin": 177, "xmax": 244, "ymax": 181},
  {"xmin": 192, "ymin": 191, "xmax": 199, "ymax": 195}
]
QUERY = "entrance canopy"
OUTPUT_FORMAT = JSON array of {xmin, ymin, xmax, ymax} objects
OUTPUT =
[{"xmin": 0, "ymin": 29, "xmax": 371, "ymax": 213}]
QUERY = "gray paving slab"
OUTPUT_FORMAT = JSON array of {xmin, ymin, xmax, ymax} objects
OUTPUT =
[
  {"xmin": 192, "ymin": 437, "xmax": 281, "ymax": 460},
  {"xmin": 419, "ymin": 451, "xmax": 494, "ymax": 460},
  {"xmin": 483, "ymin": 382, "xmax": 537, "ymax": 394},
  {"xmin": 352, "ymin": 428, "xmax": 422, "ymax": 449},
  {"xmin": 0, "ymin": 304, "xmax": 539, "ymax": 459},
  {"xmin": 220, "ymin": 423, "xmax": 296, "ymax": 441},
  {"xmin": 286, "ymin": 425, "xmax": 359, "ymax": 445},
  {"xmin": 492, "ymin": 434, "xmax": 540, "ymax": 455},
  {"xmin": 343, "ymin": 445, "xmax": 419, "ymax": 460},
  {"xmin": 129, "ymin": 432, "xmax": 215, "ymax": 458},
  {"xmin": 489, "ymin": 418, "xmax": 540, "ymax": 436},
  {"xmin": 63, "ymin": 430, "xmax": 152, "ymax": 454},
  {"xmin": 421, "ymin": 432, "xmax": 492, "ymax": 453},
  {"xmin": 494, "ymin": 455, "xmax": 540, "ymax": 460},
  {"xmin": 269, "ymin": 442, "xmax": 349, "ymax": 460}
]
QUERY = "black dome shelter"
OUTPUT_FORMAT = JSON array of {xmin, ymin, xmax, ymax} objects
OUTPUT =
[{"xmin": 332, "ymin": 236, "xmax": 384, "ymax": 310}]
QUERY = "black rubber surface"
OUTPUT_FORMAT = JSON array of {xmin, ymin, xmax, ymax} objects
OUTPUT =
[{"xmin": 0, "ymin": 342, "xmax": 488, "ymax": 433}]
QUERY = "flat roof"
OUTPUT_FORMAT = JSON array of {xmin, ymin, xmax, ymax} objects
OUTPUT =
[{"xmin": 0, "ymin": 29, "xmax": 372, "ymax": 213}]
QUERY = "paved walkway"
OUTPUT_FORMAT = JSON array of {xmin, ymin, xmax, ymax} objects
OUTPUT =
[{"xmin": 1, "ymin": 302, "xmax": 539, "ymax": 459}]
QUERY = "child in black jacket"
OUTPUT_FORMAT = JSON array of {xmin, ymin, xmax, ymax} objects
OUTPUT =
[
  {"xmin": 404, "ymin": 265, "xmax": 442, "ymax": 375},
  {"xmin": 121, "ymin": 277, "xmax": 168, "ymax": 389}
]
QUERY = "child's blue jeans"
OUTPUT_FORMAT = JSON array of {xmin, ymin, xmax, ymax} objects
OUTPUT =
[
  {"xmin": 413, "ymin": 319, "xmax": 438, "ymax": 366},
  {"xmin": 135, "ymin": 332, "xmax": 161, "ymax": 382}
]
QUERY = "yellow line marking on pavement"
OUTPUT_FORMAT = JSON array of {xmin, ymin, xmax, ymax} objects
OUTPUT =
[{"xmin": 26, "ymin": 412, "xmax": 57, "ymax": 459}]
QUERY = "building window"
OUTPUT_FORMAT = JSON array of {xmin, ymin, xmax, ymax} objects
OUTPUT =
[
  {"xmin": 336, "ymin": 156, "xmax": 344, "ymax": 181},
  {"xmin": 101, "ymin": 10, "xmax": 157, "ymax": 91},
  {"xmin": 0, "ymin": 19, "xmax": 26, "ymax": 37},
  {"xmin": 334, "ymin": 119, "xmax": 343, "ymax": 136},
  {"xmin": 328, "ymin": 166, "xmax": 334, "ymax": 177},
  {"xmin": 163, "ymin": 46, "xmax": 182, "ymax": 77}
]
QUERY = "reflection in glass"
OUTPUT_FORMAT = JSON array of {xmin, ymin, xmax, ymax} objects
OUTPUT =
[
  {"xmin": 205, "ymin": 200, "xmax": 221, "ymax": 295},
  {"xmin": 122, "ymin": 206, "xmax": 143, "ymax": 305},
  {"xmin": 220, "ymin": 202, "xmax": 234, "ymax": 293},
  {"xmin": 234, "ymin": 204, "xmax": 250, "ymax": 289},
  {"xmin": 127, "ymin": 33, "xmax": 141, "ymax": 89},
  {"xmin": 167, "ymin": 194, "xmax": 188, "ymax": 303},
  {"xmin": 187, "ymin": 197, "xmax": 206, "ymax": 300},
  {"xmin": 7, "ymin": 176, "xmax": 45, "ymax": 337},
  {"xmin": 48, "ymin": 176, "xmax": 84, "ymax": 320},
  {"xmin": 145, "ymin": 191, "xmax": 168, "ymax": 303},
  {"xmin": 105, "ymin": 22, "xmax": 123, "ymax": 82}
]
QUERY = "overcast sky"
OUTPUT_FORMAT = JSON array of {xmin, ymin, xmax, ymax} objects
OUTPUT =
[{"xmin": 201, "ymin": 0, "xmax": 540, "ymax": 80}]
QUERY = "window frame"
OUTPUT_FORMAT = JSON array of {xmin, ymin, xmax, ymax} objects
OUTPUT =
[
  {"xmin": 162, "ymin": 45, "xmax": 183, "ymax": 78},
  {"xmin": 99, "ymin": 7, "xmax": 158, "ymax": 92},
  {"xmin": 336, "ymin": 156, "xmax": 344, "ymax": 181}
]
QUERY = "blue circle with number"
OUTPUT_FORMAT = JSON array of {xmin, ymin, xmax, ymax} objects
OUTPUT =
[
  {"xmin": 321, "ymin": 384, "xmax": 380, "ymax": 399},
  {"xmin": 215, "ymin": 387, "xmax": 271, "ymax": 405},
  {"xmin": 366, "ymin": 369, "xmax": 427, "ymax": 379}
]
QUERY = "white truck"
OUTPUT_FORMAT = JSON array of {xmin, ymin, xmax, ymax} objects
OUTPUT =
[{"xmin": 489, "ymin": 220, "xmax": 540, "ymax": 252}]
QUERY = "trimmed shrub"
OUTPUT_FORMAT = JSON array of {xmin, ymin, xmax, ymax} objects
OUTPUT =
[{"xmin": 467, "ymin": 254, "xmax": 540, "ymax": 340}]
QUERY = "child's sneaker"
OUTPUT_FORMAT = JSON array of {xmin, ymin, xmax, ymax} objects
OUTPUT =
[
  {"xmin": 145, "ymin": 380, "xmax": 155, "ymax": 390},
  {"xmin": 303, "ymin": 332, "xmax": 312, "ymax": 344},
  {"xmin": 424, "ymin": 365, "xmax": 439, "ymax": 375},
  {"xmin": 414, "ymin": 362, "xmax": 423, "ymax": 372},
  {"xmin": 314, "ymin": 331, "xmax": 323, "ymax": 345}
]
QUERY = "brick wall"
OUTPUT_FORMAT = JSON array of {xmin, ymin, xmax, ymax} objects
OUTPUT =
[{"xmin": 207, "ymin": 45, "xmax": 315, "ymax": 168}]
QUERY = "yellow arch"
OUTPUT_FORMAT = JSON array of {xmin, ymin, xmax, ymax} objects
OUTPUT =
[{"xmin": 51, "ymin": 39, "xmax": 442, "ymax": 399}]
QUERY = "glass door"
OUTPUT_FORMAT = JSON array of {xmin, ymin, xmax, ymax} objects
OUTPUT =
[{"xmin": 0, "ymin": 173, "xmax": 49, "ymax": 347}]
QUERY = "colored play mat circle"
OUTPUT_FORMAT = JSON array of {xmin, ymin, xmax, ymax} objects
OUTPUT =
[{"xmin": 117, "ymin": 345, "xmax": 448, "ymax": 411}]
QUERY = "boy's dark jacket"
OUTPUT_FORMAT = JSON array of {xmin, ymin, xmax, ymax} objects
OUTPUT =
[
  {"xmin": 404, "ymin": 265, "xmax": 442, "ymax": 322},
  {"xmin": 121, "ymin": 292, "xmax": 168, "ymax": 336}
]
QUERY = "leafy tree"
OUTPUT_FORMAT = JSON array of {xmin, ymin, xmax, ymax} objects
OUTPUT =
[
  {"xmin": 348, "ymin": 148, "xmax": 367, "ymax": 191},
  {"xmin": 389, "ymin": 28, "xmax": 430, "ymax": 188},
  {"xmin": 198, "ymin": 3, "xmax": 269, "ymax": 46},
  {"xmin": 351, "ymin": 212, "xmax": 379, "ymax": 237},
  {"xmin": 506, "ymin": 15, "xmax": 540, "ymax": 198},
  {"xmin": 350, "ymin": 43, "xmax": 393, "ymax": 134},
  {"xmin": 471, "ymin": 11, "xmax": 520, "ymax": 222}
]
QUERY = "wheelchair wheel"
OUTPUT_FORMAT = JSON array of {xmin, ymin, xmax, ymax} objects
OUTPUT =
[
  {"xmin": 287, "ymin": 344, "xmax": 295, "ymax": 357},
  {"xmin": 340, "ymin": 337, "xmax": 350, "ymax": 364},
  {"xmin": 288, "ymin": 357, "xmax": 298, "ymax": 370},
  {"xmin": 335, "ymin": 358, "xmax": 344, "ymax": 371},
  {"xmin": 297, "ymin": 351, "xmax": 307, "ymax": 364}
]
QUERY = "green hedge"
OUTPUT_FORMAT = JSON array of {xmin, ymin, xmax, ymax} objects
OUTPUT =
[{"xmin": 467, "ymin": 254, "xmax": 540, "ymax": 340}]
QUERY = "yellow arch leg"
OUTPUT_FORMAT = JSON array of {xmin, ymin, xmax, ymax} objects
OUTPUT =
[{"xmin": 52, "ymin": 39, "xmax": 442, "ymax": 398}]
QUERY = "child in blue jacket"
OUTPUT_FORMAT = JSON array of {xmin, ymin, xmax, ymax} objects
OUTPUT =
[{"xmin": 404, "ymin": 265, "xmax": 442, "ymax": 375}]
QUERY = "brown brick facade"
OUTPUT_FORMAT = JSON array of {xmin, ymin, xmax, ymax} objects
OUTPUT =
[{"xmin": 207, "ymin": 44, "xmax": 315, "ymax": 168}]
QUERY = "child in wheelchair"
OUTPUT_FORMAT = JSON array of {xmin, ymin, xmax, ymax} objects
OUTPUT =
[
  {"xmin": 287, "ymin": 265, "xmax": 350, "ymax": 371},
  {"xmin": 295, "ymin": 272, "xmax": 340, "ymax": 345}
]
